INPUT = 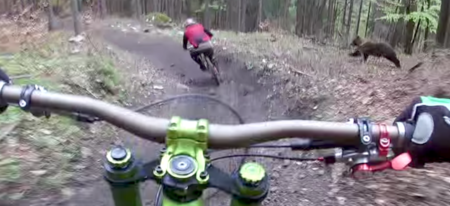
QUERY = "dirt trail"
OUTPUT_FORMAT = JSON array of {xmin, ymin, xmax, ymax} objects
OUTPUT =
[{"xmin": 63, "ymin": 23, "xmax": 311, "ymax": 206}]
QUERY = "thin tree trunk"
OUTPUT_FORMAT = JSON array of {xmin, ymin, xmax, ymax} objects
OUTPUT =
[
  {"xmin": 355, "ymin": 0, "xmax": 364, "ymax": 36},
  {"xmin": 404, "ymin": 0, "xmax": 417, "ymax": 54},
  {"xmin": 100, "ymin": 0, "xmax": 107, "ymax": 18},
  {"xmin": 346, "ymin": 0, "xmax": 354, "ymax": 44},
  {"xmin": 365, "ymin": 1, "xmax": 371, "ymax": 37},
  {"xmin": 341, "ymin": 0, "xmax": 347, "ymax": 33},
  {"xmin": 241, "ymin": 0, "xmax": 247, "ymax": 32},
  {"xmin": 258, "ymin": 0, "xmax": 262, "ymax": 23},
  {"xmin": 423, "ymin": 0, "xmax": 431, "ymax": 51},
  {"xmin": 295, "ymin": 0, "xmax": 303, "ymax": 36},
  {"xmin": 204, "ymin": 0, "xmax": 211, "ymax": 28},
  {"xmin": 71, "ymin": 0, "xmax": 81, "ymax": 35},
  {"xmin": 444, "ymin": 6, "xmax": 450, "ymax": 47},
  {"xmin": 411, "ymin": 4, "xmax": 424, "ymax": 50},
  {"xmin": 47, "ymin": 0, "xmax": 56, "ymax": 31}
]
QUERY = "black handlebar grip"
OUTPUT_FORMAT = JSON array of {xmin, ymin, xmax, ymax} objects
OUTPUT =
[
  {"xmin": 392, "ymin": 122, "xmax": 415, "ymax": 155},
  {"xmin": 402, "ymin": 122, "xmax": 415, "ymax": 141}
]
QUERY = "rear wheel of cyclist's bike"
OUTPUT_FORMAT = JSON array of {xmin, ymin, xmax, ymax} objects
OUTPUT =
[{"xmin": 205, "ymin": 55, "xmax": 221, "ymax": 86}]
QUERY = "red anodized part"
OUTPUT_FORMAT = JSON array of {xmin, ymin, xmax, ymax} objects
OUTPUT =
[
  {"xmin": 377, "ymin": 123, "xmax": 390, "ymax": 156},
  {"xmin": 351, "ymin": 152, "xmax": 412, "ymax": 174}
]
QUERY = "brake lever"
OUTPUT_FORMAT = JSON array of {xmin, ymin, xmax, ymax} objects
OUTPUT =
[
  {"xmin": 350, "ymin": 152, "xmax": 412, "ymax": 176},
  {"xmin": 71, "ymin": 112, "xmax": 101, "ymax": 123}
]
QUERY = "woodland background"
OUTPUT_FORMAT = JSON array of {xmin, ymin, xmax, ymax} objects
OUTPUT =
[{"xmin": 1, "ymin": 0, "xmax": 449, "ymax": 54}]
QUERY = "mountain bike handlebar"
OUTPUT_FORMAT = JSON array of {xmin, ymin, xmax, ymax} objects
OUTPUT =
[{"xmin": 0, "ymin": 84, "xmax": 412, "ymax": 149}]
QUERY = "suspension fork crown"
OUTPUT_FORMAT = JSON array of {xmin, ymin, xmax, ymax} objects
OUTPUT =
[{"xmin": 104, "ymin": 146, "xmax": 142, "ymax": 206}]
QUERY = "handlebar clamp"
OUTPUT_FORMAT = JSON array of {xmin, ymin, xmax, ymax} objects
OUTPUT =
[
  {"xmin": 19, "ymin": 84, "xmax": 51, "ymax": 118},
  {"xmin": 352, "ymin": 117, "xmax": 375, "ymax": 148}
]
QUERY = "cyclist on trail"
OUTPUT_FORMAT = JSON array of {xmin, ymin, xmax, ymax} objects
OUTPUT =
[
  {"xmin": 182, "ymin": 18, "xmax": 216, "ymax": 72},
  {"xmin": 0, "ymin": 68, "xmax": 448, "ymax": 168}
]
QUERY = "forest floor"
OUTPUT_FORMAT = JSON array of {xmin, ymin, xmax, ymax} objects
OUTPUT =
[{"xmin": 3, "ymin": 16, "xmax": 450, "ymax": 206}]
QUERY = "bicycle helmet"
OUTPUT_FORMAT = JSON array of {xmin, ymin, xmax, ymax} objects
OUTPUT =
[{"xmin": 184, "ymin": 18, "xmax": 196, "ymax": 28}]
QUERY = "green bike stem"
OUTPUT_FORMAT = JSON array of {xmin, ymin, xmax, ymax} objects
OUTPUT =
[
  {"xmin": 156, "ymin": 116, "xmax": 209, "ymax": 206},
  {"xmin": 104, "ymin": 116, "xmax": 269, "ymax": 206}
]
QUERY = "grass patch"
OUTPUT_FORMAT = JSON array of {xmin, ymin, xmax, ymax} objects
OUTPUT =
[
  {"xmin": 0, "ymin": 31, "xmax": 121, "ymax": 202},
  {"xmin": 146, "ymin": 12, "xmax": 172, "ymax": 24}
]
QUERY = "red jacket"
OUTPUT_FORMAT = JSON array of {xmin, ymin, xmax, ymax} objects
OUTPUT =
[{"xmin": 183, "ymin": 23, "xmax": 213, "ymax": 49}]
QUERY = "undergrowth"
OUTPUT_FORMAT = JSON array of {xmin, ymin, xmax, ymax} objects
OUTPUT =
[
  {"xmin": 0, "ymin": 31, "xmax": 121, "ymax": 202},
  {"xmin": 146, "ymin": 12, "xmax": 172, "ymax": 24}
]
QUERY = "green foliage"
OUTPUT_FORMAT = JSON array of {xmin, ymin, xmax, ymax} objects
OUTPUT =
[
  {"xmin": 194, "ymin": 1, "xmax": 225, "ymax": 13},
  {"xmin": 146, "ymin": 12, "xmax": 172, "ymax": 24},
  {"xmin": 377, "ymin": 0, "xmax": 441, "ymax": 33}
]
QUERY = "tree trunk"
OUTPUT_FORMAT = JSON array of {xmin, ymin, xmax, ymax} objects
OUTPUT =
[
  {"xmin": 295, "ymin": 0, "xmax": 303, "ymax": 36},
  {"xmin": 331, "ymin": 0, "xmax": 338, "ymax": 38},
  {"xmin": 77, "ymin": 0, "xmax": 82, "ymax": 12},
  {"xmin": 436, "ymin": 0, "xmax": 450, "ymax": 47},
  {"xmin": 355, "ymin": 0, "xmax": 363, "ymax": 36},
  {"xmin": 411, "ymin": 4, "xmax": 424, "ymax": 51},
  {"xmin": 282, "ymin": 0, "xmax": 290, "ymax": 30},
  {"xmin": 133, "ymin": 0, "xmax": 142, "ymax": 19},
  {"xmin": 341, "ymin": 0, "xmax": 348, "ymax": 33},
  {"xmin": 47, "ymin": 0, "xmax": 56, "ymax": 31},
  {"xmin": 423, "ymin": 0, "xmax": 431, "ymax": 51},
  {"xmin": 204, "ymin": 0, "xmax": 211, "ymax": 28},
  {"xmin": 404, "ymin": 0, "xmax": 416, "ymax": 54},
  {"xmin": 237, "ymin": 0, "xmax": 242, "ymax": 31},
  {"xmin": 444, "ymin": 6, "xmax": 450, "ymax": 47},
  {"xmin": 346, "ymin": 0, "xmax": 354, "ymax": 44},
  {"xmin": 315, "ymin": 0, "xmax": 327, "ymax": 36},
  {"xmin": 71, "ymin": 0, "xmax": 81, "ymax": 35},
  {"xmin": 241, "ymin": 0, "xmax": 247, "ymax": 32},
  {"xmin": 365, "ymin": 1, "xmax": 371, "ymax": 37},
  {"xmin": 100, "ymin": 0, "xmax": 107, "ymax": 18},
  {"xmin": 258, "ymin": 0, "xmax": 262, "ymax": 23},
  {"xmin": 326, "ymin": 0, "xmax": 335, "ymax": 36}
]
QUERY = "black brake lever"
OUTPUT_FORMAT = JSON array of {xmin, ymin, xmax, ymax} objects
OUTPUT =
[
  {"xmin": 72, "ymin": 112, "xmax": 101, "ymax": 123},
  {"xmin": 290, "ymin": 139, "xmax": 355, "ymax": 151},
  {"xmin": 54, "ymin": 111, "xmax": 101, "ymax": 123}
]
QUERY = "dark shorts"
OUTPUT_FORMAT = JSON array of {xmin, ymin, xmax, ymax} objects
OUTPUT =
[{"xmin": 189, "ymin": 41, "xmax": 214, "ymax": 62}]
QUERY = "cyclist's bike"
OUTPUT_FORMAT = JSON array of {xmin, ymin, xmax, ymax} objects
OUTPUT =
[
  {"xmin": 0, "ymin": 82, "xmax": 416, "ymax": 206},
  {"xmin": 187, "ymin": 45, "xmax": 221, "ymax": 86}
]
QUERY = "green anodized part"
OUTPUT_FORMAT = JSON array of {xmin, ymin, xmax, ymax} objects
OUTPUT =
[
  {"xmin": 162, "ymin": 116, "xmax": 208, "ymax": 180},
  {"xmin": 421, "ymin": 96, "xmax": 450, "ymax": 105},
  {"xmin": 239, "ymin": 162, "xmax": 266, "ymax": 184},
  {"xmin": 157, "ymin": 116, "xmax": 209, "ymax": 206},
  {"xmin": 106, "ymin": 146, "xmax": 132, "ymax": 168},
  {"xmin": 105, "ymin": 146, "xmax": 142, "ymax": 206}
]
